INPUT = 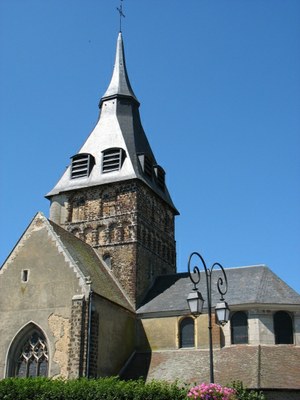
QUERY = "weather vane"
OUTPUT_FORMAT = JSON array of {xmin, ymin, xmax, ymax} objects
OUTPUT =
[{"xmin": 117, "ymin": 0, "xmax": 125, "ymax": 32}]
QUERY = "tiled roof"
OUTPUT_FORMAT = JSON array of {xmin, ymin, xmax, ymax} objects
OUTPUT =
[
  {"xmin": 121, "ymin": 346, "xmax": 300, "ymax": 389},
  {"xmin": 49, "ymin": 220, "xmax": 133, "ymax": 311},
  {"xmin": 137, "ymin": 266, "xmax": 300, "ymax": 314}
]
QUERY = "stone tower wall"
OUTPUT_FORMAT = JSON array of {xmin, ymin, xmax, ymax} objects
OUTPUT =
[{"xmin": 49, "ymin": 180, "xmax": 176, "ymax": 307}]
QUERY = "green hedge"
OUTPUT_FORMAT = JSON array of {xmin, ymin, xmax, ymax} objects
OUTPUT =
[
  {"xmin": 0, "ymin": 377, "xmax": 187, "ymax": 400},
  {"xmin": 0, "ymin": 378, "xmax": 266, "ymax": 400}
]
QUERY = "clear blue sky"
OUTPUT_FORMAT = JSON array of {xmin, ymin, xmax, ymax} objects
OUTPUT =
[{"xmin": 1, "ymin": 1, "xmax": 299, "ymax": 294}]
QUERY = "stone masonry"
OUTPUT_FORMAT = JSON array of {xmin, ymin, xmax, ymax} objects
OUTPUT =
[
  {"xmin": 50, "ymin": 179, "xmax": 176, "ymax": 307},
  {"xmin": 68, "ymin": 295, "xmax": 88, "ymax": 378}
]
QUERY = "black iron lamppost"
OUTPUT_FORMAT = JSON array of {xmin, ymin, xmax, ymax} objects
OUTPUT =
[{"xmin": 187, "ymin": 252, "xmax": 230, "ymax": 383}]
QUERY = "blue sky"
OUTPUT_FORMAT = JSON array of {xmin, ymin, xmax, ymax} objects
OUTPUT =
[{"xmin": 1, "ymin": 1, "xmax": 299, "ymax": 294}]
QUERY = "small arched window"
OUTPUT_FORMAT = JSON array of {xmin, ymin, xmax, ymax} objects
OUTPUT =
[
  {"xmin": 179, "ymin": 317, "xmax": 195, "ymax": 348},
  {"xmin": 274, "ymin": 311, "xmax": 293, "ymax": 344},
  {"xmin": 231, "ymin": 311, "xmax": 248, "ymax": 344},
  {"xmin": 7, "ymin": 326, "xmax": 48, "ymax": 378},
  {"xmin": 103, "ymin": 254, "xmax": 111, "ymax": 269}
]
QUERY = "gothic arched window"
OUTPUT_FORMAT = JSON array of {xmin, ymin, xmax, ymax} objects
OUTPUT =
[
  {"xmin": 7, "ymin": 326, "xmax": 48, "ymax": 378},
  {"xmin": 179, "ymin": 317, "xmax": 195, "ymax": 348},
  {"xmin": 231, "ymin": 311, "xmax": 248, "ymax": 344},
  {"xmin": 274, "ymin": 311, "xmax": 293, "ymax": 344}
]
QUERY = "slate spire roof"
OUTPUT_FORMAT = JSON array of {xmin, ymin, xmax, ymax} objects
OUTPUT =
[
  {"xmin": 46, "ymin": 33, "xmax": 178, "ymax": 213},
  {"xmin": 100, "ymin": 32, "xmax": 139, "ymax": 106}
]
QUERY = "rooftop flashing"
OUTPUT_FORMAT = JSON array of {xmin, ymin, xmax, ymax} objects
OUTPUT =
[{"xmin": 223, "ymin": 264, "xmax": 268, "ymax": 270}]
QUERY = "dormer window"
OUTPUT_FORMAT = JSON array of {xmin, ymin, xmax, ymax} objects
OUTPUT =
[
  {"xmin": 138, "ymin": 153, "xmax": 153, "ymax": 178},
  {"xmin": 70, "ymin": 153, "xmax": 95, "ymax": 179},
  {"xmin": 154, "ymin": 165, "xmax": 165, "ymax": 190},
  {"xmin": 102, "ymin": 148, "xmax": 126, "ymax": 173}
]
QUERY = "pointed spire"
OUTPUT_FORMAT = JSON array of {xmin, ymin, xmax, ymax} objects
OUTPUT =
[{"xmin": 100, "ymin": 32, "xmax": 139, "ymax": 107}]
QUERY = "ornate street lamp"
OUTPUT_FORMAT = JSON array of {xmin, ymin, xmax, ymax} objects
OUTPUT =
[{"xmin": 187, "ymin": 252, "xmax": 230, "ymax": 383}]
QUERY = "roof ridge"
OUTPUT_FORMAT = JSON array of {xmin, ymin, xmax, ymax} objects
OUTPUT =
[
  {"xmin": 45, "ymin": 218, "xmax": 90, "ymax": 294},
  {"xmin": 255, "ymin": 266, "xmax": 269, "ymax": 303},
  {"xmin": 224, "ymin": 264, "xmax": 268, "ymax": 270},
  {"xmin": 0, "ymin": 212, "xmax": 43, "ymax": 273}
]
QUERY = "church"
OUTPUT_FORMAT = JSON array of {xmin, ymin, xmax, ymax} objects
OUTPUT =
[{"xmin": 0, "ymin": 31, "xmax": 299, "ymax": 398}]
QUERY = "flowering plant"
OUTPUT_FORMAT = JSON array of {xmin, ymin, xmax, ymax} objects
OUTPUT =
[{"xmin": 187, "ymin": 383, "xmax": 237, "ymax": 400}]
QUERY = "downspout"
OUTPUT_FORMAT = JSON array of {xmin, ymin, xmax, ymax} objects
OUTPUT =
[
  {"xmin": 86, "ymin": 289, "xmax": 93, "ymax": 378},
  {"xmin": 257, "ymin": 344, "xmax": 261, "ymax": 389}
]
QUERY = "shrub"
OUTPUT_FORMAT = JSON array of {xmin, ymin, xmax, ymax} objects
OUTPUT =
[
  {"xmin": 0, "ymin": 378, "xmax": 267, "ymax": 400},
  {"xmin": 0, "ymin": 377, "xmax": 187, "ymax": 400},
  {"xmin": 230, "ymin": 381, "xmax": 266, "ymax": 400}
]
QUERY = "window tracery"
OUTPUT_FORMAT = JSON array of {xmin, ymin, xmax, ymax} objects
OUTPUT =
[{"xmin": 12, "ymin": 331, "xmax": 48, "ymax": 378}]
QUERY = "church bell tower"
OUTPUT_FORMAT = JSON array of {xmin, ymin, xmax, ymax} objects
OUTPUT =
[{"xmin": 46, "ymin": 33, "xmax": 179, "ymax": 308}]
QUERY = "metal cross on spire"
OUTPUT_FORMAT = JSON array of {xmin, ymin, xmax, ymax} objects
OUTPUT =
[{"xmin": 116, "ymin": 0, "xmax": 125, "ymax": 32}]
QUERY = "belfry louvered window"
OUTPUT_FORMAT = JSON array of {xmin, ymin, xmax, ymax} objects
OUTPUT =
[
  {"xmin": 138, "ymin": 153, "xmax": 153, "ymax": 178},
  {"xmin": 71, "ymin": 153, "xmax": 95, "ymax": 179},
  {"xmin": 102, "ymin": 148, "xmax": 126, "ymax": 173},
  {"xmin": 154, "ymin": 165, "xmax": 165, "ymax": 190}
]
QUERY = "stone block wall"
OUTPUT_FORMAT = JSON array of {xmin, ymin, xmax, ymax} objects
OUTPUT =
[
  {"xmin": 224, "ymin": 309, "xmax": 300, "ymax": 346},
  {"xmin": 294, "ymin": 312, "xmax": 300, "ymax": 345},
  {"xmin": 68, "ymin": 295, "xmax": 88, "ymax": 378},
  {"xmin": 49, "ymin": 179, "xmax": 177, "ymax": 307},
  {"xmin": 93, "ymin": 295, "xmax": 136, "ymax": 377},
  {"xmin": 88, "ymin": 309, "xmax": 99, "ymax": 378},
  {"xmin": 137, "ymin": 314, "xmax": 221, "ymax": 351},
  {"xmin": 0, "ymin": 215, "xmax": 85, "ymax": 379}
]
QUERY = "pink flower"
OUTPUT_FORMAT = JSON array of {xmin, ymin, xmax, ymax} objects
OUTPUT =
[{"xmin": 187, "ymin": 383, "xmax": 237, "ymax": 400}]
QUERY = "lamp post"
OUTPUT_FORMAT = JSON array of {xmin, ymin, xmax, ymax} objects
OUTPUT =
[{"xmin": 187, "ymin": 252, "xmax": 230, "ymax": 383}]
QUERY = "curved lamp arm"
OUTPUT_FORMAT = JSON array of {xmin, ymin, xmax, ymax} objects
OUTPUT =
[
  {"xmin": 211, "ymin": 262, "xmax": 228, "ymax": 300},
  {"xmin": 188, "ymin": 252, "xmax": 208, "ymax": 290}
]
